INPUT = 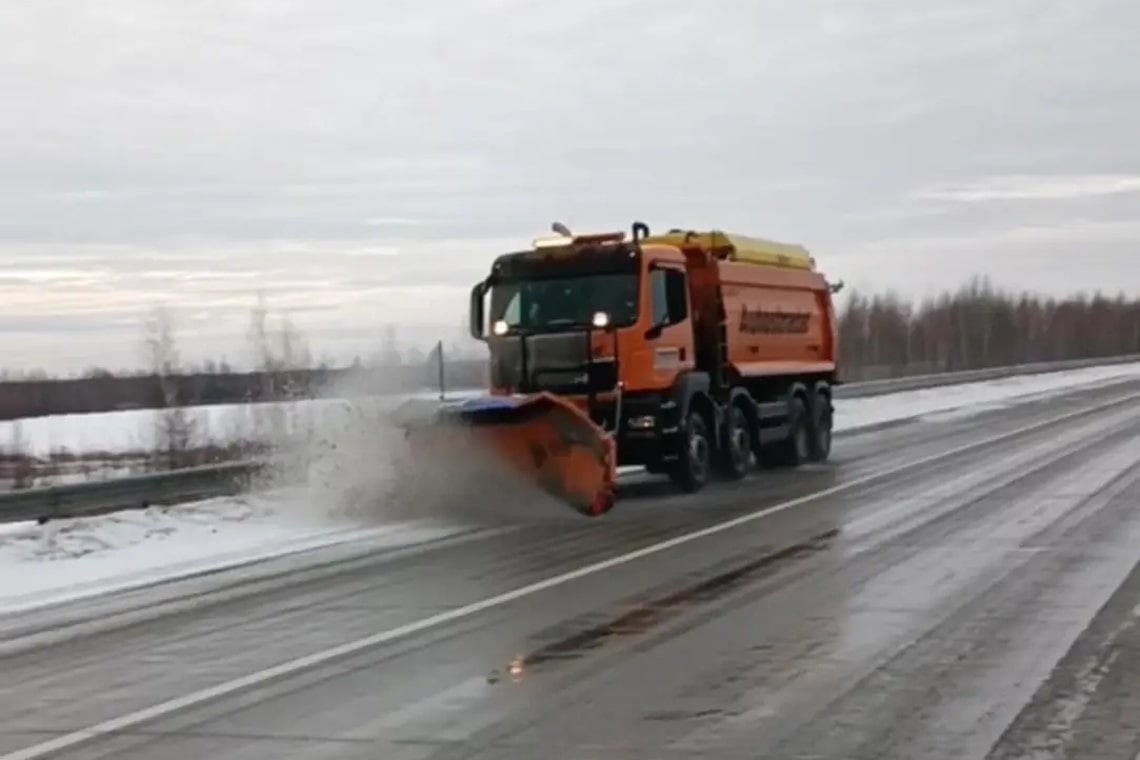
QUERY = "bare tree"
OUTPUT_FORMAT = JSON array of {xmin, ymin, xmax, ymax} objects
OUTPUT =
[
  {"xmin": 277, "ymin": 315, "xmax": 312, "ymax": 371},
  {"xmin": 247, "ymin": 290, "xmax": 273, "ymax": 374},
  {"xmin": 142, "ymin": 305, "xmax": 196, "ymax": 469},
  {"xmin": 246, "ymin": 292, "xmax": 313, "ymax": 376},
  {"xmin": 242, "ymin": 293, "xmax": 315, "ymax": 451},
  {"xmin": 2, "ymin": 419, "xmax": 34, "ymax": 490},
  {"xmin": 378, "ymin": 325, "xmax": 402, "ymax": 367}
]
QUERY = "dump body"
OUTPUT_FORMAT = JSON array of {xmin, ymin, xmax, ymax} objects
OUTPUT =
[
  {"xmin": 719, "ymin": 259, "xmax": 837, "ymax": 374},
  {"xmin": 664, "ymin": 233, "xmax": 839, "ymax": 384}
]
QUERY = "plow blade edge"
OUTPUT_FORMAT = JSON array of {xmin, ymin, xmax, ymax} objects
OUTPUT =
[{"xmin": 401, "ymin": 393, "xmax": 617, "ymax": 517}]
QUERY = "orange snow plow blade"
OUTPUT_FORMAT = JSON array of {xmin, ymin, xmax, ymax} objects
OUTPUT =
[{"xmin": 397, "ymin": 393, "xmax": 617, "ymax": 517}]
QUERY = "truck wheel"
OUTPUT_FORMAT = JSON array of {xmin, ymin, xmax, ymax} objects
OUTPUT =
[
  {"xmin": 716, "ymin": 403, "xmax": 752, "ymax": 480},
  {"xmin": 668, "ymin": 411, "xmax": 711, "ymax": 492},
  {"xmin": 809, "ymin": 389, "xmax": 833, "ymax": 462},
  {"xmin": 771, "ymin": 395, "xmax": 809, "ymax": 467}
]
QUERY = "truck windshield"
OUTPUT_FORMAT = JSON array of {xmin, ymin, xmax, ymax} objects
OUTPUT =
[{"xmin": 489, "ymin": 273, "xmax": 638, "ymax": 332}]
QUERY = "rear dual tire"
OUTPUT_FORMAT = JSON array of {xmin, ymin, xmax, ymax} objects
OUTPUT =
[
  {"xmin": 665, "ymin": 387, "xmax": 830, "ymax": 492},
  {"xmin": 808, "ymin": 390, "xmax": 833, "ymax": 462},
  {"xmin": 770, "ymin": 395, "xmax": 810, "ymax": 467},
  {"xmin": 770, "ymin": 390, "xmax": 832, "ymax": 467}
]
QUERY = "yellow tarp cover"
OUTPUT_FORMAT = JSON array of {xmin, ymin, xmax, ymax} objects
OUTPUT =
[{"xmin": 642, "ymin": 230, "xmax": 815, "ymax": 270}]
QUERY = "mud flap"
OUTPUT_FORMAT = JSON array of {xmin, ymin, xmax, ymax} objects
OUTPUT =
[{"xmin": 396, "ymin": 393, "xmax": 617, "ymax": 517}]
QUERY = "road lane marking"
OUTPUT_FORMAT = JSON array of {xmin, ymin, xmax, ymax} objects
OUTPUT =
[{"xmin": 5, "ymin": 389, "xmax": 1139, "ymax": 760}]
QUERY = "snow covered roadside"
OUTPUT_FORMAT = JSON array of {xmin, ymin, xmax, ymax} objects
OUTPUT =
[
  {"xmin": 836, "ymin": 360, "xmax": 1140, "ymax": 430},
  {"xmin": 1, "ymin": 360, "xmax": 1139, "ymax": 616},
  {"xmin": 0, "ymin": 488, "xmax": 467, "ymax": 615},
  {"xmin": 0, "ymin": 393, "xmax": 446, "ymax": 460}
]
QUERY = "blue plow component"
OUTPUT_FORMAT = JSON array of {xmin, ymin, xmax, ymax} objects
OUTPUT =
[{"xmin": 438, "ymin": 394, "xmax": 533, "ymax": 415}]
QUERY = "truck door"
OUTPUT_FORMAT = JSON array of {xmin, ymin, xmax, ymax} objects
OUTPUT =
[{"xmin": 644, "ymin": 263, "xmax": 695, "ymax": 385}]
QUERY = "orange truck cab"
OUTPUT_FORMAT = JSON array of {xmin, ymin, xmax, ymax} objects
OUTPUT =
[{"xmin": 467, "ymin": 221, "xmax": 841, "ymax": 493}]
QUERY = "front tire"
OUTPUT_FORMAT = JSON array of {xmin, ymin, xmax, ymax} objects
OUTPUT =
[{"xmin": 668, "ymin": 410, "xmax": 712, "ymax": 492}]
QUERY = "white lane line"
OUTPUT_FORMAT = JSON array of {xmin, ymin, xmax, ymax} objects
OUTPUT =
[{"xmin": 5, "ymin": 390, "xmax": 1139, "ymax": 760}]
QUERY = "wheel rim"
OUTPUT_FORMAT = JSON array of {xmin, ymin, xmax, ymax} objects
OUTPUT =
[
  {"xmin": 689, "ymin": 425, "xmax": 709, "ymax": 481},
  {"xmin": 795, "ymin": 409, "xmax": 809, "ymax": 458},
  {"xmin": 730, "ymin": 410, "xmax": 750, "ymax": 467},
  {"xmin": 818, "ymin": 406, "xmax": 832, "ymax": 454}
]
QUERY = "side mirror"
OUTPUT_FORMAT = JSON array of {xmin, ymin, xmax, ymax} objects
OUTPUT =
[
  {"xmin": 644, "ymin": 321, "xmax": 666, "ymax": 340},
  {"xmin": 468, "ymin": 282, "xmax": 487, "ymax": 340}
]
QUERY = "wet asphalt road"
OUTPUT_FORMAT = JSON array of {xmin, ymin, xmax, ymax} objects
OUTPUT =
[{"xmin": 3, "ymin": 378, "xmax": 1140, "ymax": 759}]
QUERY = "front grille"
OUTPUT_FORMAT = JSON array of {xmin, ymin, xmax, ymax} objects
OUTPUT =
[
  {"xmin": 488, "ymin": 332, "xmax": 618, "ymax": 394},
  {"xmin": 531, "ymin": 360, "xmax": 616, "ymax": 395}
]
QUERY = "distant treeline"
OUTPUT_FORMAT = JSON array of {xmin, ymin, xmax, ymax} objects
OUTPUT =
[
  {"xmin": 837, "ymin": 277, "xmax": 1140, "ymax": 379},
  {"xmin": 2, "ymin": 278, "xmax": 1138, "ymax": 421},
  {"xmin": 0, "ymin": 359, "xmax": 489, "ymax": 422}
]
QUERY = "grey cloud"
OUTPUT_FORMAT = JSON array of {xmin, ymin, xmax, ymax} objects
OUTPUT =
[
  {"xmin": 1, "ymin": 0, "xmax": 1139, "ymax": 371},
  {"xmin": 917, "ymin": 175, "xmax": 1140, "ymax": 203}
]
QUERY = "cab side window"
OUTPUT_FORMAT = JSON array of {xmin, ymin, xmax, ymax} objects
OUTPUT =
[
  {"xmin": 664, "ymin": 269, "xmax": 688, "ymax": 323},
  {"xmin": 650, "ymin": 269, "xmax": 669, "ymax": 326},
  {"xmin": 649, "ymin": 267, "xmax": 688, "ymax": 327}
]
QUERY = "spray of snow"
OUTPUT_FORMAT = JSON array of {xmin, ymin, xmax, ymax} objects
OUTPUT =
[
  {"xmin": 227, "ymin": 364, "xmax": 418, "ymax": 525},
  {"xmin": 239, "ymin": 366, "xmax": 505, "ymax": 527},
  {"xmin": 252, "ymin": 367, "xmax": 580, "ymax": 527}
]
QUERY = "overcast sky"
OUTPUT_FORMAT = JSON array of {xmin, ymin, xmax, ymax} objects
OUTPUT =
[{"xmin": 2, "ymin": 0, "xmax": 1138, "ymax": 373}]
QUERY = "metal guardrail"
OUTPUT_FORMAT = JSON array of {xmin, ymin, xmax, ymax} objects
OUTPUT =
[
  {"xmin": 0, "ymin": 460, "xmax": 266, "ymax": 525},
  {"xmin": 833, "ymin": 353, "xmax": 1140, "ymax": 399},
  {"xmin": 2, "ymin": 353, "xmax": 1138, "ymax": 525}
]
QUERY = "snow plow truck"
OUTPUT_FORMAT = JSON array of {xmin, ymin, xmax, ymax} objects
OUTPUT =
[{"xmin": 402, "ymin": 221, "xmax": 841, "ymax": 517}]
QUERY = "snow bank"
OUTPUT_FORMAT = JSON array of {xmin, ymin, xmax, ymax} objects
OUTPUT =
[
  {"xmin": 837, "ymin": 361, "xmax": 1140, "ymax": 431},
  {"xmin": 0, "ymin": 488, "xmax": 465, "ymax": 614},
  {"xmin": 0, "ymin": 393, "xmax": 439, "ymax": 459}
]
